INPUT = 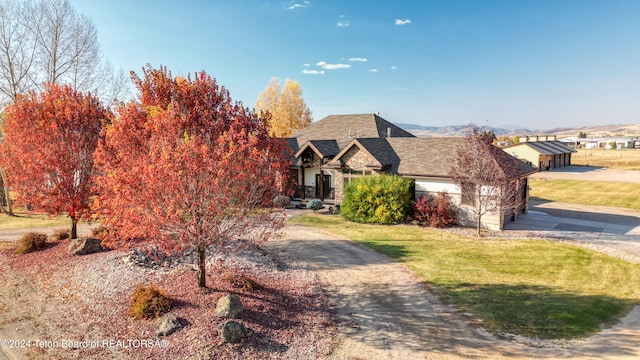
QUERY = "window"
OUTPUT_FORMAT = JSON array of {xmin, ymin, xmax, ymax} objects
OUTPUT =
[
  {"xmin": 461, "ymin": 183, "xmax": 475, "ymax": 205},
  {"xmin": 342, "ymin": 168, "xmax": 372, "ymax": 186}
]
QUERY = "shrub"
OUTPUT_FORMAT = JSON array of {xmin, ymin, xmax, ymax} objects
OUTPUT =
[
  {"xmin": 341, "ymin": 174, "xmax": 412, "ymax": 224},
  {"xmin": 91, "ymin": 225, "xmax": 108, "ymax": 237},
  {"xmin": 410, "ymin": 196, "xmax": 432, "ymax": 225},
  {"xmin": 272, "ymin": 195, "xmax": 291, "ymax": 208},
  {"xmin": 410, "ymin": 192, "xmax": 458, "ymax": 228},
  {"xmin": 15, "ymin": 232, "xmax": 48, "ymax": 254},
  {"xmin": 50, "ymin": 228, "xmax": 70, "ymax": 241},
  {"xmin": 223, "ymin": 273, "xmax": 261, "ymax": 292},
  {"xmin": 128, "ymin": 284, "xmax": 172, "ymax": 320},
  {"xmin": 306, "ymin": 199, "xmax": 323, "ymax": 212}
]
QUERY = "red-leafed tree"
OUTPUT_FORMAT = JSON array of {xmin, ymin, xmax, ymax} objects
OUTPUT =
[
  {"xmin": 94, "ymin": 65, "xmax": 291, "ymax": 288},
  {"xmin": 449, "ymin": 125, "xmax": 526, "ymax": 236},
  {"xmin": 0, "ymin": 84, "xmax": 109, "ymax": 238}
]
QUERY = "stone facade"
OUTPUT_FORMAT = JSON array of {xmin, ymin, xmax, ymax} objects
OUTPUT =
[{"xmin": 333, "ymin": 147, "xmax": 381, "ymax": 203}]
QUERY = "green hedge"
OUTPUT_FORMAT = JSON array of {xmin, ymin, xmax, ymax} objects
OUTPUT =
[{"xmin": 340, "ymin": 174, "xmax": 413, "ymax": 224}]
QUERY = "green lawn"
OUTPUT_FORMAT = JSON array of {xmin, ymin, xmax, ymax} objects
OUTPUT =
[
  {"xmin": 530, "ymin": 179, "xmax": 640, "ymax": 211},
  {"xmin": 289, "ymin": 214, "xmax": 640, "ymax": 339}
]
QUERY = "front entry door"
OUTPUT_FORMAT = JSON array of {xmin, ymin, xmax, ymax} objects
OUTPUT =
[
  {"xmin": 323, "ymin": 175, "xmax": 331, "ymax": 199},
  {"xmin": 315, "ymin": 174, "xmax": 321, "ymax": 198}
]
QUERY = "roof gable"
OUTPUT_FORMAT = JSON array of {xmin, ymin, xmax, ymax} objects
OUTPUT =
[
  {"xmin": 294, "ymin": 140, "xmax": 340, "ymax": 159},
  {"xmin": 289, "ymin": 113, "xmax": 415, "ymax": 150}
]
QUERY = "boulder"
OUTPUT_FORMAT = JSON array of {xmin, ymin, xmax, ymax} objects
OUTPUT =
[
  {"xmin": 154, "ymin": 313, "xmax": 181, "ymax": 337},
  {"xmin": 215, "ymin": 294, "xmax": 244, "ymax": 319},
  {"xmin": 219, "ymin": 320, "xmax": 248, "ymax": 343},
  {"xmin": 68, "ymin": 237, "xmax": 103, "ymax": 255}
]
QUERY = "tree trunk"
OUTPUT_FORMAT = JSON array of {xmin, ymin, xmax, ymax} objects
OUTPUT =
[
  {"xmin": 197, "ymin": 245, "xmax": 206, "ymax": 288},
  {"xmin": 0, "ymin": 168, "xmax": 13, "ymax": 216},
  {"xmin": 476, "ymin": 213, "xmax": 482, "ymax": 237},
  {"xmin": 70, "ymin": 216, "xmax": 77, "ymax": 239}
]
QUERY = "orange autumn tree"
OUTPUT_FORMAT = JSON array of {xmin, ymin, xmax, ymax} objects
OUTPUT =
[
  {"xmin": 94, "ymin": 66, "xmax": 291, "ymax": 288},
  {"xmin": 0, "ymin": 84, "xmax": 109, "ymax": 238}
]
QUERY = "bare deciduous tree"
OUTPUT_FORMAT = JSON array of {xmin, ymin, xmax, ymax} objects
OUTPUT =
[
  {"xmin": 0, "ymin": 0, "xmax": 38, "ymax": 102},
  {"xmin": 449, "ymin": 124, "xmax": 528, "ymax": 236},
  {"xmin": 0, "ymin": 0, "xmax": 129, "ymax": 106},
  {"xmin": 0, "ymin": 0, "xmax": 130, "ymax": 214}
]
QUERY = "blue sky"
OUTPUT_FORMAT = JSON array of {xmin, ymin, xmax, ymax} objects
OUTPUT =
[{"xmin": 70, "ymin": 0, "xmax": 640, "ymax": 129}]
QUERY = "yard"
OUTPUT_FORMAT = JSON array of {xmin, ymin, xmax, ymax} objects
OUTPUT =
[
  {"xmin": 0, "ymin": 211, "xmax": 69, "ymax": 230},
  {"xmin": 529, "ymin": 179, "xmax": 640, "ymax": 211},
  {"xmin": 572, "ymin": 149, "xmax": 640, "ymax": 170},
  {"xmin": 289, "ymin": 214, "xmax": 640, "ymax": 339}
]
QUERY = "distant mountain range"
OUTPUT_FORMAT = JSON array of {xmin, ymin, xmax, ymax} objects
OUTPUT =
[{"xmin": 395, "ymin": 123, "xmax": 640, "ymax": 138}]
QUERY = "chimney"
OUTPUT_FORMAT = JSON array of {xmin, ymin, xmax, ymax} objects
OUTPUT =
[
  {"xmin": 387, "ymin": 127, "xmax": 391, "ymax": 138},
  {"xmin": 357, "ymin": 130, "xmax": 361, "ymax": 138},
  {"xmin": 535, "ymin": 135, "xmax": 539, "ymax": 142},
  {"xmin": 348, "ymin": 129, "xmax": 352, "ymax": 138}
]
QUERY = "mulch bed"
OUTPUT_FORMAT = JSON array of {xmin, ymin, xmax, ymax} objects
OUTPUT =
[{"xmin": 2, "ymin": 238, "xmax": 338, "ymax": 359}]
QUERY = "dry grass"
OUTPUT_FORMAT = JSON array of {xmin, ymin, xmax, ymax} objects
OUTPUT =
[
  {"xmin": 572, "ymin": 149, "xmax": 640, "ymax": 170},
  {"xmin": 0, "ymin": 211, "xmax": 69, "ymax": 230}
]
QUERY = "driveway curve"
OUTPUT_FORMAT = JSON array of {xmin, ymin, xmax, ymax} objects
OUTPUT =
[{"xmin": 269, "ymin": 221, "xmax": 640, "ymax": 359}]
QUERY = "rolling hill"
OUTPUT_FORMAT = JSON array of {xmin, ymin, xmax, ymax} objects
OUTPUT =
[{"xmin": 396, "ymin": 122, "xmax": 640, "ymax": 138}]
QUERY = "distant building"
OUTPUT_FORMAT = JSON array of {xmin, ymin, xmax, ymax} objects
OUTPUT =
[
  {"xmin": 558, "ymin": 137, "xmax": 635, "ymax": 149},
  {"xmin": 503, "ymin": 136, "xmax": 576, "ymax": 171}
]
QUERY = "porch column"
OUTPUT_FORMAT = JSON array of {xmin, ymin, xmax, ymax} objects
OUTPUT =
[{"xmin": 300, "ymin": 165, "xmax": 305, "ymax": 199}]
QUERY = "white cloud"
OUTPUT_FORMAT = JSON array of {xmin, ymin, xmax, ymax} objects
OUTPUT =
[
  {"xmin": 302, "ymin": 69, "xmax": 325, "ymax": 75},
  {"xmin": 314, "ymin": 60, "xmax": 351, "ymax": 70},
  {"xmin": 395, "ymin": 18, "xmax": 411, "ymax": 25},
  {"xmin": 348, "ymin": 57, "xmax": 368, "ymax": 62},
  {"xmin": 287, "ymin": 1, "xmax": 310, "ymax": 10},
  {"xmin": 322, "ymin": 63, "xmax": 351, "ymax": 70},
  {"xmin": 391, "ymin": 66, "xmax": 398, "ymax": 70},
  {"xmin": 303, "ymin": 63, "xmax": 310, "ymax": 67},
  {"xmin": 368, "ymin": 69, "xmax": 379, "ymax": 73},
  {"xmin": 337, "ymin": 21, "xmax": 349, "ymax": 27}
]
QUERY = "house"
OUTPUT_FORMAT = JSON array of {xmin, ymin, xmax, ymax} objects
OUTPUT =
[
  {"xmin": 286, "ymin": 113, "xmax": 414, "ymax": 202},
  {"xmin": 287, "ymin": 114, "xmax": 537, "ymax": 230},
  {"xmin": 503, "ymin": 137, "xmax": 576, "ymax": 171}
]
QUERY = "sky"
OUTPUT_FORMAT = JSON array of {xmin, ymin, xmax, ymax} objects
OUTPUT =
[{"xmin": 69, "ymin": 0, "xmax": 640, "ymax": 129}]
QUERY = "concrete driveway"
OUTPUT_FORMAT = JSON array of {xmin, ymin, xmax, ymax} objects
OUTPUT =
[
  {"xmin": 512, "ymin": 166, "xmax": 640, "ymax": 259},
  {"xmin": 504, "ymin": 201, "xmax": 640, "ymax": 260}
]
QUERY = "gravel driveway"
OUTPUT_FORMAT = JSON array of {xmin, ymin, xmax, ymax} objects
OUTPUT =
[{"xmin": 269, "ymin": 220, "xmax": 640, "ymax": 359}]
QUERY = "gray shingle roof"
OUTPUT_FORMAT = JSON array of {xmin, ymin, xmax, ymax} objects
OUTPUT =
[
  {"xmin": 289, "ymin": 113, "xmax": 414, "ymax": 150},
  {"xmin": 503, "ymin": 141, "xmax": 576, "ymax": 155},
  {"xmin": 294, "ymin": 140, "xmax": 340, "ymax": 158},
  {"xmin": 386, "ymin": 138, "xmax": 465, "ymax": 177},
  {"xmin": 326, "ymin": 137, "xmax": 536, "ymax": 179}
]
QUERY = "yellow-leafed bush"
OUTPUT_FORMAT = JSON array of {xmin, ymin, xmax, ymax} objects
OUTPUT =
[{"xmin": 128, "ymin": 284, "xmax": 171, "ymax": 320}]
